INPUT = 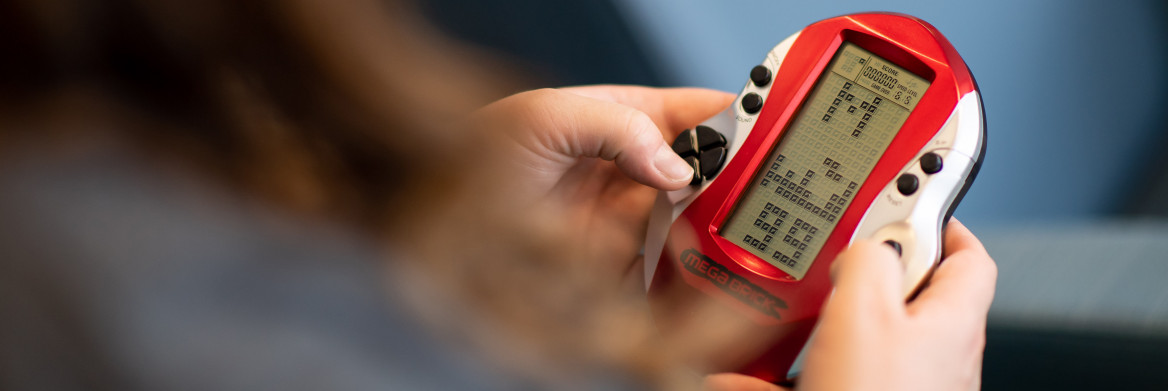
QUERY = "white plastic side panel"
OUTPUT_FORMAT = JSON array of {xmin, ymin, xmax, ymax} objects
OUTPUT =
[
  {"xmin": 788, "ymin": 92, "xmax": 984, "ymax": 380},
  {"xmin": 643, "ymin": 32, "xmax": 801, "ymax": 290},
  {"xmin": 849, "ymin": 91, "xmax": 984, "ymax": 297}
]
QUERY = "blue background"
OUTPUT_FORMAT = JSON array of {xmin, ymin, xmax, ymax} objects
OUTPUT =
[{"xmin": 615, "ymin": 0, "xmax": 1168, "ymax": 228}]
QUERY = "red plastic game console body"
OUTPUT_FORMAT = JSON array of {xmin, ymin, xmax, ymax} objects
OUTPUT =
[{"xmin": 644, "ymin": 13, "xmax": 984, "ymax": 383}]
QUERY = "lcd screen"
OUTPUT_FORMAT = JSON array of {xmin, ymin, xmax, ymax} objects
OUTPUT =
[{"xmin": 720, "ymin": 42, "xmax": 930, "ymax": 279}]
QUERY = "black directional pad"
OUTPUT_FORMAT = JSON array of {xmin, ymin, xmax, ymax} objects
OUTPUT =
[
  {"xmin": 696, "ymin": 125, "xmax": 726, "ymax": 150},
  {"xmin": 699, "ymin": 148, "xmax": 726, "ymax": 179},
  {"xmin": 671, "ymin": 126, "xmax": 729, "ymax": 186},
  {"xmin": 671, "ymin": 130, "xmax": 698, "ymax": 158}
]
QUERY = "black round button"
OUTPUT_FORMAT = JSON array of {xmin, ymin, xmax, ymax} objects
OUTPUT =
[
  {"xmin": 920, "ymin": 152, "xmax": 943, "ymax": 174},
  {"xmin": 742, "ymin": 92, "xmax": 763, "ymax": 114},
  {"xmin": 896, "ymin": 174, "xmax": 919, "ymax": 195},
  {"xmin": 750, "ymin": 65, "xmax": 772, "ymax": 87},
  {"xmin": 883, "ymin": 240, "xmax": 903, "ymax": 257}
]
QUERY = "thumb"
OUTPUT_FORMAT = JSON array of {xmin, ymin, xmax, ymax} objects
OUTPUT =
[
  {"xmin": 825, "ymin": 240, "xmax": 905, "ymax": 317},
  {"xmin": 484, "ymin": 88, "xmax": 695, "ymax": 190}
]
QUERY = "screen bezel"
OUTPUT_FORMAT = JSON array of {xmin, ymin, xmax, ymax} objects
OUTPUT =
[
  {"xmin": 716, "ymin": 40, "xmax": 933, "ymax": 279},
  {"xmin": 705, "ymin": 30, "xmax": 939, "ymax": 282},
  {"xmin": 647, "ymin": 14, "xmax": 980, "ymax": 381}
]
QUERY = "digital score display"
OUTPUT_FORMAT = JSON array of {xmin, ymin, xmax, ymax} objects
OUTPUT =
[{"xmin": 720, "ymin": 42, "xmax": 930, "ymax": 279}]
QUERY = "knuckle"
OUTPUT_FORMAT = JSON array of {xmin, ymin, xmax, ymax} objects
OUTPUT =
[
  {"xmin": 524, "ymin": 87, "xmax": 563, "ymax": 101},
  {"xmin": 624, "ymin": 110, "xmax": 657, "ymax": 136},
  {"xmin": 617, "ymin": 110, "xmax": 659, "ymax": 154},
  {"xmin": 984, "ymin": 255, "xmax": 999, "ymax": 278}
]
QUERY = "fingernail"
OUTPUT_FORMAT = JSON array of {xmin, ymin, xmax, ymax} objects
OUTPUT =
[{"xmin": 654, "ymin": 143, "xmax": 693, "ymax": 183}]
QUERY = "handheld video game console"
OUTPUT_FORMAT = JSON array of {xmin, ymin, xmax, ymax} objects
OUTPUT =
[{"xmin": 643, "ymin": 13, "xmax": 985, "ymax": 383}]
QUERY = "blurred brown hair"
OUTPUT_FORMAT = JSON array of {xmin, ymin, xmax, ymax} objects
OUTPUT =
[
  {"xmin": 0, "ymin": 0, "xmax": 522, "ymax": 235},
  {"xmin": 0, "ymin": 0, "xmax": 756, "ymax": 388}
]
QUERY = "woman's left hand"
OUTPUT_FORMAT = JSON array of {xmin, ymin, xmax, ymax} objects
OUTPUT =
[{"xmin": 472, "ymin": 85, "xmax": 733, "ymax": 288}]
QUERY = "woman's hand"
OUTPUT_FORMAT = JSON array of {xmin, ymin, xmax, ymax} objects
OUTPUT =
[
  {"xmin": 797, "ymin": 219, "xmax": 996, "ymax": 391},
  {"xmin": 474, "ymin": 86, "xmax": 995, "ymax": 391},
  {"xmin": 705, "ymin": 219, "xmax": 996, "ymax": 391},
  {"xmin": 471, "ymin": 85, "xmax": 733, "ymax": 287}
]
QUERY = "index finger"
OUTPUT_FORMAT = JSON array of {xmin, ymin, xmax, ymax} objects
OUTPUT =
[
  {"xmin": 909, "ymin": 219, "xmax": 998, "ymax": 317},
  {"xmin": 559, "ymin": 85, "xmax": 735, "ymax": 137}
]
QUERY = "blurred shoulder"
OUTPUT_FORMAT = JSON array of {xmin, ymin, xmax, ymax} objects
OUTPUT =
[{"xmin": 0, "ymin": 139, "xmax": 523, "ymax": 390}]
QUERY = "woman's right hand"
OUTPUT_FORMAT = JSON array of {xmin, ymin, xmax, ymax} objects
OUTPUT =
[
  {"xmin": 705, "ymin": 219, "xmax": 996, "ymax": 391},
  {"xmin": 797, "ymin": 218, "xmax": 997, "ymax": 391}
]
